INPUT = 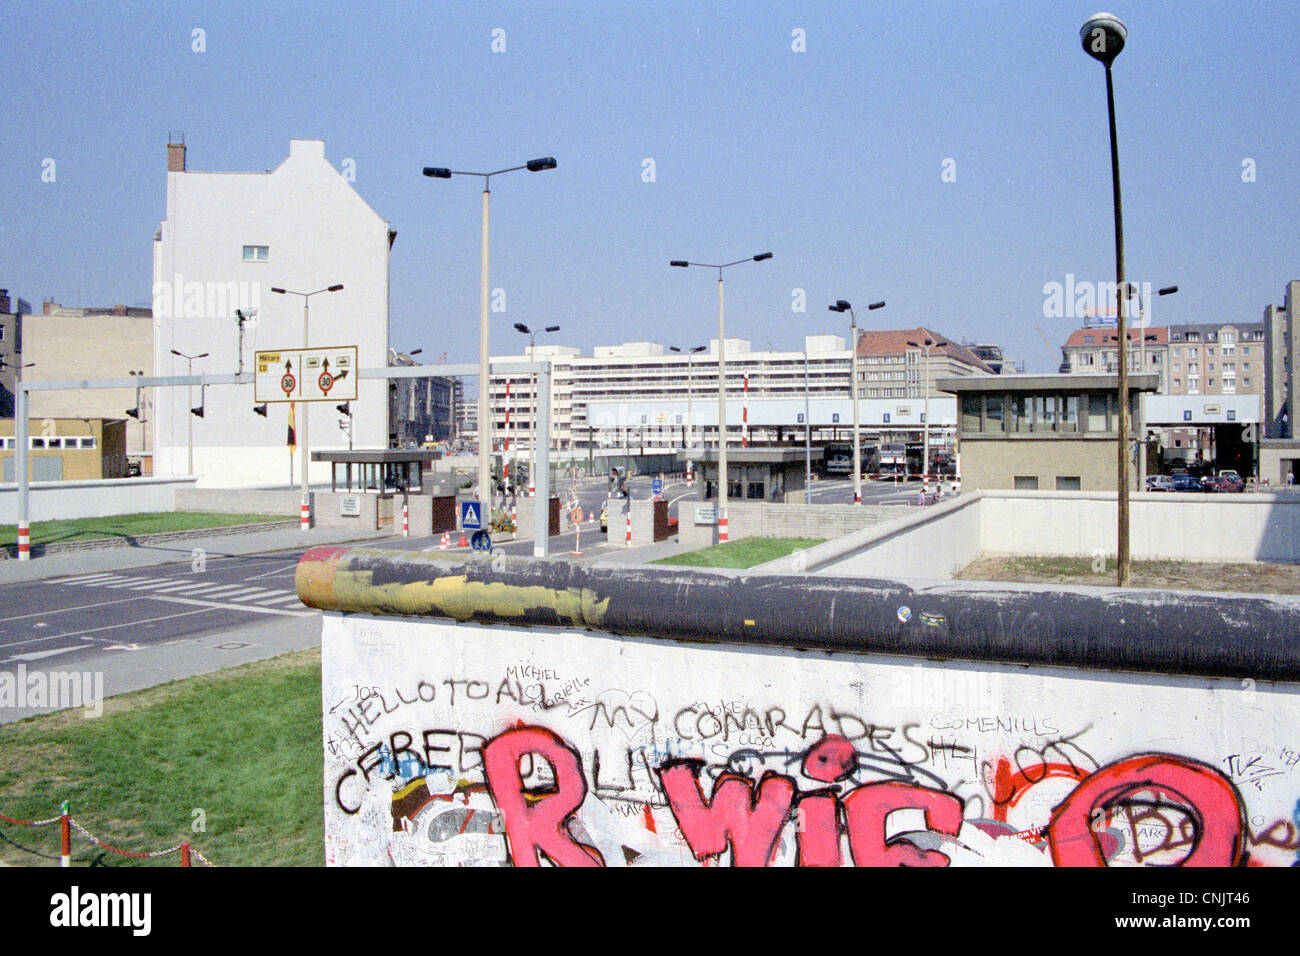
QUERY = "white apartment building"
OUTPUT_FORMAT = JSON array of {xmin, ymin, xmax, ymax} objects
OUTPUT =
[
  {"xmin": 480, "ymin": 333, "xmax": 987, "ymax": 453},
  {"xmin": 152, "ymin": 138, "xmax": 392, "ymax": 486}
]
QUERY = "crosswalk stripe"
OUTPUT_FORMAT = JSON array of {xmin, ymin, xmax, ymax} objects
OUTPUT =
[
  {"xmin": 252, "ymin": 593, "xmax": 297, "ymax": 605},
  {"xmin": 55, "ymin": 572, "xmax": 123, "ymax": 585}
]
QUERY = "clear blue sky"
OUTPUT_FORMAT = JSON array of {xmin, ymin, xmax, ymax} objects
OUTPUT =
[{"xmin": 2, "ymin": 1, "xmax": 1296, "ymax": 372}]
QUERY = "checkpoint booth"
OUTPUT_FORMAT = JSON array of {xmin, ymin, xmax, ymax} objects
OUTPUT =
[
  {"xmin": 686, "ymin": 447, "xmax": 820, "ymax": 503},
  {"xmin": 311, "ymin": 449, "xmax": 456, "ymax": 534}
]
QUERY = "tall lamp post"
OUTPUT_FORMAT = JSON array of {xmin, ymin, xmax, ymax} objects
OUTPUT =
[
  {"xmin": 423, "ymin": 157, "xmax": 557, "ymax": 510},
  {"xmin": 669, "ymin": 345, "xmax": 707, "ymax": 463},
  {"xmin": 1081, "ymin": 11, "xmax": 1134, "ymax": 586},
  {"xmin": 514, "ymin": 322, "xmax": 560, "ymax": 497},
  {"xmin": 907, "ymin": 337, "xmax": 948, "ymax": 481},
  {"xmin": 829, "ymin": 299, "xmax": 886, "ymax": 503},
  {"xmin": 671, "ymin": 252, "xmax": 772, "ymax": 542},
  {"xmin": 271, "ymin": 284, "xmax": 344, "ymax": 530},
  {"xmin": 1133, "ymin": 284, "xmax": 1177, "ymax": 489},
  {"xmin": 169, "ymin": 348, "xmax": 209, "ymax": 476}
]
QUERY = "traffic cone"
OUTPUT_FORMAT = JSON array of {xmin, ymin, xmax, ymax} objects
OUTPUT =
[
  {"xmin": 457, "ymin": 530, "xmax": 470, "ymax": 547},
  {"xmin": 588, "ymin": 510, "xmax": 595, "ymax": 523},
  {"xmin": 438, "ymin": 532, "xmax": 450, "ymax": 550}
]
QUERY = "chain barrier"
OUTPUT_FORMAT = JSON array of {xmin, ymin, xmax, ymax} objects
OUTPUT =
[{"xmin": 0, "ymin": 801, "xmax": 214, "ymax": 866}]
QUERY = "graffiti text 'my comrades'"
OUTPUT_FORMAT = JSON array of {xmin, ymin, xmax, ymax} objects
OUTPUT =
[{"xmin": 481, "ymin": 726, "xmax": 1250, "ymax": 867}]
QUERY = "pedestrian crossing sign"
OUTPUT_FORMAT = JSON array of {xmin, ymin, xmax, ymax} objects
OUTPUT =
[{"xmin": 460, "ymin": 501, "xmax": 483, "ymax": 530}]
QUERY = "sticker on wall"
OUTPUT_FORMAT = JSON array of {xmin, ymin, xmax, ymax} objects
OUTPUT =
[
  {"xmin": 896, "ymin": 605, "xmax": 912, "ymax": 624},
  {"xmin": 920, "ymin": 612, "xmax": 946, "ymax": 626}
]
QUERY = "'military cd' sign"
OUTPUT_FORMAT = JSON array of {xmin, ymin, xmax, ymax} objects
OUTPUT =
[{"xmin": 255, "ymin": 346, "xmax": 358, "ymax": 402}]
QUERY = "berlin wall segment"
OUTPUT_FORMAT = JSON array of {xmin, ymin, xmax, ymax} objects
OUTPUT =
[{"xmin": 308, "ymin": 549, "xmax": 1300, "ymax": 867}]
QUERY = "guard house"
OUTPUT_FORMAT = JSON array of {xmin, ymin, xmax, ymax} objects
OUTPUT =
[
  {"xmin": 313, "ymin": 448, "xmax": 441, "ymax": 494},
  {"xmin": 311, "ymin": 449, "xmax": 455, "ymax": 533},
  {"xmin": 687, "ymin": 447, "xmax": 822, "ymax": 503},
  {"xmin": 938, "ymin": 373, "xmax": 1159, "ymax": 492}
]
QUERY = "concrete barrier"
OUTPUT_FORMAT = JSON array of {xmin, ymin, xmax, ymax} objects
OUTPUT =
[
  {"xmin": 680, "ymin": 500, "xmax": 897, "ymax": 549},
  {"xmin": 172, "ymin": 486, "xmax": 301, "ymax": 515},
  {"xmin": 811, "ymin": 491, "xmax": 1300, "ymax": 579},
  {"xmin": 303, "ymin": 547, "xmax": 1300, "ymax": 867},
  {"xmin": 0, "ymin": 476, "xmax": 197, "ymax": 523}
]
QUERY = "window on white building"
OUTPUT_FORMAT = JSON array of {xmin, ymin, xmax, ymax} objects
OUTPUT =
[{"xmin": 242, "ymin": 245, "xmax": 269, "ymax": 262}]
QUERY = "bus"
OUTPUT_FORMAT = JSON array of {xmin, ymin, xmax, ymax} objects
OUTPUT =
[
  {"xmin": 877, "ymin": 442, "xmax": 908, "ymax": 480},
  {"xmin": 823, "ymin": 442, "xmax": 852, "ymax": 476}
]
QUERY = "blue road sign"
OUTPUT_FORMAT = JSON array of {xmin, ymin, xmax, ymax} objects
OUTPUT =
[
  {"xmin": 652, "ymin": 478, "xmax": 663, "ymax": 496},
  {"xmin": 460, "ymin": 500, "xmax": 483, "ymax": 530},
  {"xmin": 470, "ymin": 530, "xmax": 492, "ymax": 552}
]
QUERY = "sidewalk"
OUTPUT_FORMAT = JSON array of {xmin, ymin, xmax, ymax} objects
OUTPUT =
[{"xmin": 0, "ymin": 525, "xmax": 399, "ymax": 585}]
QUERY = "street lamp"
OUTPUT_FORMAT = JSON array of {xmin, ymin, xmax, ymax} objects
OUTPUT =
[
  {"xmin": 669, "ymin": 345, "xmax": 708, "ymax": 460},
  {"xmin": 423, "ymin": 156, "xmax": 557, "ymax": 511},
  {"xmin": 1080, "ymin": 10, "xmax": 1134, "ymax": 585},
  {"xmin": 830, "ymin": 299, "xmax": 886, "ymax": 504},
  {"xmin": 1132, "ymin": 284, "xmax": 1177, "ymax": 489},
  {"xmin": 514, "ymin": 322, "xmax": 560, "ymax": 497},
  {"xmin": 671, "ymin": 252, "xmax": 773, "ymax": 543},
  {"xmin": 907, "ymin": 337, "xmax": 948, "ymax": 481},
  {"xmin": 169, "ymin": 348, "xmax": 209, "ymax": 476},
  {"xmin": 271, "ymin": 284, "xmax": 344, "ymax": 530}
]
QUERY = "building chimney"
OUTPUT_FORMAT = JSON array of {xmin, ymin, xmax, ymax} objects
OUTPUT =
[
  {"xmin": 112, "ymin": 304, "xmax": 127, "ymax": 315},
  {"xmin": 0, "ymin": 290, "xmax": 9, "ymax": 314},
  {"xmin": 43, "ymin": 300, "xmax": 56, "ymax": 315},
  {"xmin": 167, "ymin": 137, "xmax": 186, "ymax": 172}
]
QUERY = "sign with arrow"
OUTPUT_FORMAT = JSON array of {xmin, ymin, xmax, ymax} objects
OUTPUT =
[{"xmin": 255, "ymin": 346, "xmax": 358, "ymax": 402}]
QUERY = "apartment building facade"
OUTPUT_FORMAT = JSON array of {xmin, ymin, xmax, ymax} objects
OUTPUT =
[{"xmin": 152, "ymin": 137, "xmax": 392, "ymax": 486}]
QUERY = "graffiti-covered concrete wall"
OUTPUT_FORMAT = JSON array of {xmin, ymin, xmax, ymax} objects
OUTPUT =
[{"xmin": 321, "ymin": 612, "xmax": 1300, "ymax": 867}]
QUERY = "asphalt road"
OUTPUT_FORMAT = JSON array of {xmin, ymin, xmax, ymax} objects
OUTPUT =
[{"xmin": 0, "ymin": 470, "xmax": 935, "ymax": 721}]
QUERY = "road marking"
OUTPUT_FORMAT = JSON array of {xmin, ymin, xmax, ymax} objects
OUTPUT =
[
  {"xmin": 6, "ymin": 644, "xmax": 97, "ymax": 662},
  {"xmin": 0, "ymin": 596, "xmax": 146, "ymax": 624},
  {"xmin": 52, "ymin": 572, "xmax": 123, "ymax": 585},
  {"xmin": 241, "ymin": 562, "xmax": 300, "ymax": 582},
  {"xmin": 0, "ymin": 607, "xmax": 218, "ymax": 647}
]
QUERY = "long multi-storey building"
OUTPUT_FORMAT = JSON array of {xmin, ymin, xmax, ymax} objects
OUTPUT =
[{"xmin": 478, "ymin": 328, "xmax": 996, "ymax": 453}]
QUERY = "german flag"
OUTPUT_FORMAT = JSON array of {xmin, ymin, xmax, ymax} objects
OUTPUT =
[{"xmin": 287, "ymin": 402, "xmax": 297, "ymax": 450}]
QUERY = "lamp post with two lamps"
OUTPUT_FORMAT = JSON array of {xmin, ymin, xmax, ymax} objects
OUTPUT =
[
  {"xmin": 828, "ymin": 300, "xmax": 886, "ymax": 503},
  {"xmin": 422, "ymin": 157, "xmax": 557, "ymax": 510},
  {"xmin": 670, "ymin": 252, "xmax": 773, "ymax": 542},
  {"xmin": 169, "ymin": 348, "xmax": 208, "ymax": 476}
]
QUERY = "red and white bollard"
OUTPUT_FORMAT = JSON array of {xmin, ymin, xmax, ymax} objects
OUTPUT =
[
  {"xmin": 718, "ymin": 512, "xmax": 729, "ymax": 543},
  {"xmin": 300, "ymin": 496, "xmax": 311, "ymax": 531},
  {"xmin": 686, "ymin": 467, "xmax": 694, "ymax": 488},
  {"xmin": 16, "ymin": 523, "xmax": 30, "ymax": 561},
  {"xmin": 60, "ymin": 800, "xmax": 70, "ymax": 867},
  {"xmin": 401, "ymin": 503, "xmax": 409, "ymax": 537},
  {"xmin": 625, "ymin": 498, "xmax": 632, "ymax": 548}
]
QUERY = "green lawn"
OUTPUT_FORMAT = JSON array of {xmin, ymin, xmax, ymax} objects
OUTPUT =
[
  {"xmin": 653, "ymin": 536, "xmax": 826, "ymax": 569},
  {"xmin": 0, "ymin": 649, "xmax": 323, "ymax": 867},
  {"xmin": 0, "ymin": 512, "xmax": 293, "ymax": 547}
]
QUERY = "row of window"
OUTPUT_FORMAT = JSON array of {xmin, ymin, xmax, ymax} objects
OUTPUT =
[
  {"xmin": 961, "ymin": 392, "xmax": 1136, "ymax": 434},
  {"xmin": 1015, "ymin": 476, "xmax": 1081, "ymax": 490},
  {"xmin": 0, "ymin": 436, "xmax": 97, "ymax": 449}
]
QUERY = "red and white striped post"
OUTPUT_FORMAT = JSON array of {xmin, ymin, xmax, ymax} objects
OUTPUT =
[
  {"xmin": 718, "ymin": 512, "xmax": 729, "ymax": 543},
  {"xmin": 625, "ymin": 496, "xmax": 632, "ymax": 548},
  {"xmin": 16, "ymin": 523, "xmax": 30, "ymax": 561},
  {"xmin": 300, "ymin": 498, "xmax": 310, "ymax": 531},
  {"xmin": 60, "ymin": 800, "xmax": 70, "ymax": 867},
  {"xmin": 401, "ymin": 503, "xmax": 409, "ymax": 537}
]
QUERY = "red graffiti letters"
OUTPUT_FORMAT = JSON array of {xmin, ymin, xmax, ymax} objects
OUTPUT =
[{"xmin": 658, "ymin": 761, "xmax": 795, "ymax": 866}]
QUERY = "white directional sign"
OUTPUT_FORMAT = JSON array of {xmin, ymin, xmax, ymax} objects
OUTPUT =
[{"xmin": 254, "ymin": 346, "xmax": 358, "ymax": 403}]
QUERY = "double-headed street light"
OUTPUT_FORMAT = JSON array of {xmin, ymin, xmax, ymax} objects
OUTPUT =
[
  {"xmin": 1132, "ymin": 284, "xmax": 1178, "ymax": 489},
  {"xmin": 906, "ymin": 337, "xmax": 948, "ymax": 481},
  {"xmin": 271, "ymin": 284, "xmax": 344, "ymax": 530},
  {"xmin": 671, "ymin": 253, "xmax": 772, "ymax": 543},
  {"xmin": 829, "ymin": 299, "xmax": 886, "ymax": 504},
  {"xmin": 668, "ymin": 345, "xmax": 707, "ymax": 455},
  {"xmin": 1080, "ymin": 11, "xmax": 1135, "ymax": 586},
  {"xmin": 514, "ymin": 322, "xmax": 560, "ymax": 497},
  {"xmin": 423, "ymin": 156, "xmax": 557, "ymax": 510}
]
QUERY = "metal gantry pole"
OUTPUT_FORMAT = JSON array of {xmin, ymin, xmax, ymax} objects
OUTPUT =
[
  {"xmin": 851, "ymin": 312, "xmax": 861, "ymax": 504},
  {"xmin": 15, "ymin": 384, "xmax": 29, "ymax": 560},
  {"xmin": 804, "ymin": 348, "xmax": 812, "ymax": 505},
  {"xmin": 300, "ymin": 297, "xmax": 311, "ymax": 530}
]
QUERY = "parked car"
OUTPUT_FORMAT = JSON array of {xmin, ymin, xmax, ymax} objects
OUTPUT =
[
  {"xmin": 1170, "ymin": 474, "xmax": 1203, "ymax": 492},
  {"xmin": 1202, "ymin": 474, "xmax": 1244, "ymax": 493},
  {"xmin": 1145, "ymin": 475, "xmax": 1175, "ymax": 492}
]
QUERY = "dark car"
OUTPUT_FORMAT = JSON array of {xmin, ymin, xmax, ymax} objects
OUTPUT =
[{"xmin": 1170, "ymin": 474, "xmax": 1203, "ymax": 492}]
